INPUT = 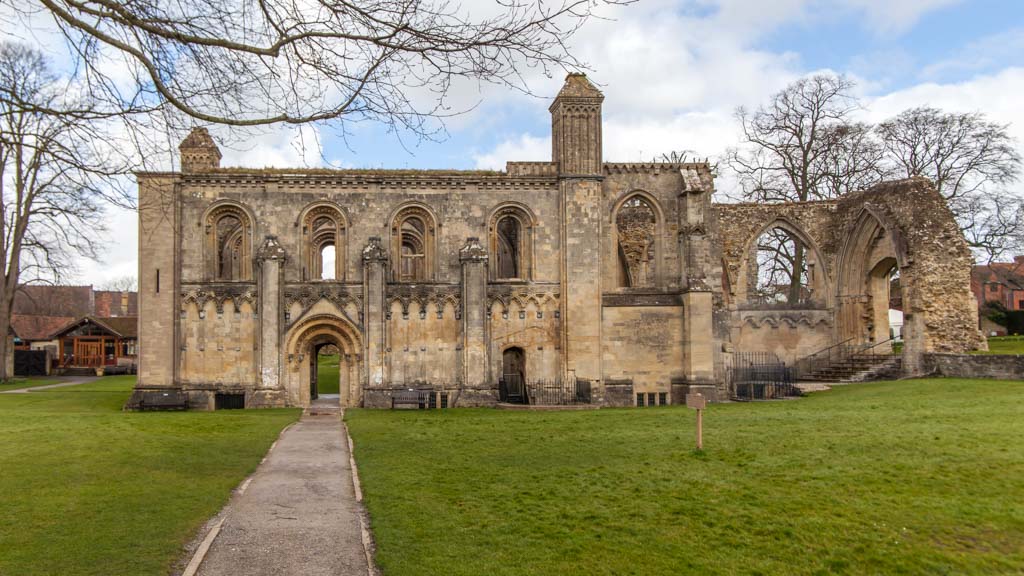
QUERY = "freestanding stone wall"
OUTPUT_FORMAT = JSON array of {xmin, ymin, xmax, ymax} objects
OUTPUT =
[
  {"xmin": 129, "ymin": 76, "xmax": 984, "ymax": 410},
  {"xmin": 714, "ymin": 178, "xmax": 985, "ymax": 376}
]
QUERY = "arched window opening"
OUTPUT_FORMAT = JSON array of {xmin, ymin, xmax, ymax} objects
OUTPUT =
[
  {"xmin": 400, "ymin": 217, "xmax": 426, "ymax": 282},
  {"xmin": 616, "ymin": 196, "xmax": 656, "ymax": 288},
  {"xmin": 206, "ymin": 205, "xmax": 252, "ymax": 281},
  {"xmin": 320, "ymin": 245, "xmax": 336, "ymax": 280},
  {"xmin": 751, "ymin": 227, "xmax": 812, "ymax": 306},
  {"xmin": 489, "ymin": 204, "xmax": 534, "ymax": 282},
  {"xmin": 301, "ymin": 205, "xmax": 345, "ymax": 281},
  {"xmin": 496, "ymin": 216, "xmax": 521, "ymax": 279}
]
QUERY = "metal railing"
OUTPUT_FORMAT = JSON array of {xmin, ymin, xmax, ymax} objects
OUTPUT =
[
  {"xmin": 729, "ymin": 352, "xmax": 801, "ymax": 400},
  {"xmin": 499, "ymin": 376, "xmax": 592, "ymax": 406},
  {"xmin": 793, "ymin": 336, "xmax": 897, "ymax": 380}
]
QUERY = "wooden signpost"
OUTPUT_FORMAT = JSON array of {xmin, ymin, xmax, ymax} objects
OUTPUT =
[{"xmin": 686, "ymin": 392, "xmax": 706, "ymax": 450}]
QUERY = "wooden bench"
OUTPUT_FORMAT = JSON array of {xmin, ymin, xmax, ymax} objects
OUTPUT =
[
  {"xmin": 137, "ymin": 391, "xmax": 188, "ymax": 411},
  {"xmin": 391, "ymin": 390, "xmax": 428, "ymax": 409}
]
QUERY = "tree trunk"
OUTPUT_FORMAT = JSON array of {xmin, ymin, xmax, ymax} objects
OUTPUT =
[
  {"xmin": 788, "ymin": 242, "xmax": 805, "ymax": 305},
  {"xmin": 0, "ymin": 296, "xmax": 12, "ymax": 382}
]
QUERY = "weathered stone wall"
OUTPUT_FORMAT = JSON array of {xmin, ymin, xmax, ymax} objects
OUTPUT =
[
  {"xmin": 833, "ymin": 179, "xmax": 985, "ymax": 357},
  {"xmin": 925, "ymin": 353, "xmax": 1024, "ymax": 380},
  {"xmin": 131, "ymin": 76, "xmax": 983, "ymax": 410},
  {"xmin": 176, "ymin": 177, "xmax": 562, "ymax": 286},
  {"xmin": 736, "ymin": 310, "xmax": 832, "ymax": 364},
  {"xmin": 713, "ymin": 178, "xmax": 985, "ymax": 376},
  {"xmin": 601, "ymin": 304, "xmax": 685, "ymax": 393}
]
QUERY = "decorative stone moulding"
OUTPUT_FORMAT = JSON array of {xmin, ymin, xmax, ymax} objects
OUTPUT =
[
  {"xmin": 256, "ymin": 235, "xmax": 288, "ymax": 261},
  {"xmin": 459, "ymin": 237, "xmax": 488, "ymax": 262},
  {"xmin": 362, "ymin": 236, "xmax": 388, "ymax": 262}
]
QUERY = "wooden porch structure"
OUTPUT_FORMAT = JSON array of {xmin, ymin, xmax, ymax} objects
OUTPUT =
[{"xmin": 50, "ymin": 316, "xmax": 138, "ymax": 369}]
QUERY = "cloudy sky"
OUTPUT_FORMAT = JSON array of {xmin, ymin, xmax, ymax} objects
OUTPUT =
[{"xmin": 39, "ymin": 0, "xmax": 1024, "ymax": 286}]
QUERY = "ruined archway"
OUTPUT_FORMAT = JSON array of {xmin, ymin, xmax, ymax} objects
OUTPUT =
[
  {"xmin": 735, "ymin": 217, "xmax": 831, "ymax": 308},
  {"xmin": 835, "ymin": 209, "xmax": 909, "ymax": 367},
  {"xmin": 285, "ymin": 314, "xmax": 363, "ymax": 407}
]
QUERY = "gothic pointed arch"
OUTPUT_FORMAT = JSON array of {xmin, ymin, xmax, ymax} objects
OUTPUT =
[
  {"xmin": 488, "ymin": 202, "xmax": 537, "ymax": 281},
  {"xmin": 738, "ymin": 216, "xmax": 831, "ymax": 307},
  {"xmin": 297, "ymin": 201, "xmax": 348, "ymax": 281},
  {"xmin": 836, "ymin": 208, "xmax": 907, "ymax": 347},
  {"xmin": 203, "ymin": 201, "xmax": 255, "ymax": 281},
  {"xmin": 389, "ymin": 203, "xmax": 438, "ymax": 283},
  {"xmin": 611, "ymin": 191, "xmax": 664, "ymax": 288}
]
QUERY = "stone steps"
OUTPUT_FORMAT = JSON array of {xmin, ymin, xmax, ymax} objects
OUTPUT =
[{"xmin": 802, "ymin": 355, "xmax": 902, "ymax": 383}]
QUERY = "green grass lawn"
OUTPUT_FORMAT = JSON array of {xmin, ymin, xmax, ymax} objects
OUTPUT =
[
  {"xmin": 347, "ymin": 379, "xmax": 1024, "ymax": 575},
  {"xmin": 317, "ymin": 353, "xmax": 340, "ymax": 395},
  {"xmin": 973, "ymin": 336, "xmax": 1024, "ymax": 355},
  {"xmin": 0, "ymin": 377, "xmax": 60, "ymax": 392},
  {"xmin": 0, "ymin": 376, "xmax": 300, "ymax": 576}
]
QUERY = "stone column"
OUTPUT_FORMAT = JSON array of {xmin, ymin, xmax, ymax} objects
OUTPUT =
[
  {"xmin": 549, "ymin": 74, "xmax": 606, "ymax": 400},
  {"xmin": 561, "ymin": 178, "xmax": 604, "ymax": 398},
  {"xmin": 677, "ymin": 168, "xmax": 718, "ymax": 400},
  {"xmin": 361, "ymin": 237, "xmax": 388, "ymax": 407},
  {"xmin": 459, "ymin": 238, "xmax": 489, "ymax": 392},
  {"xmin": 255, "ymin": 236, "xmax": 287, "ymax": 404}
]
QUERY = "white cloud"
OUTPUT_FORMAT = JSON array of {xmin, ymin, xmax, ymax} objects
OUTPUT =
[
  {"xmin": 863, "ymin": 67, "xmax": 1024, "ymax": 146},
  {"xmin": 841, "ymin": 0, "xmax": 962, "ymax": 34},
  {"xmin": 920, "ymin": 28, "xmax": 1024, "ymax": 80},
  {"xmin": 473, "ymin": 133, "xmax": 550, "ymax": 170}
]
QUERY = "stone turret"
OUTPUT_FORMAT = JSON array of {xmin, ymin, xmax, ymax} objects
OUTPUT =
[
  {"xmin": 179, "ymin": 127, "xmax": 222, "ymax": 173},
  {"xmin": 550, "ymin": 73, "xmax": 604, "ymax": 176}
]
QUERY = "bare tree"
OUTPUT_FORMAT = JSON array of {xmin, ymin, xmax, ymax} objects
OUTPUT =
[
  {"xmin": 727, "ymin": 74, "xmax": 876, "ymax": 203},
  {"xmin": 877, "ymin": 107, "xmax": 1023, "ymax": 261},
  {"xmin": 727, "ymin": 74, "xmax": 884, "ymax": 302},
  {"xmin": 99, "ymin": 275, "xmax": 138, "ymax": 292},
  {"xmin": 4, "ymin": 0, "xmax": 629, "ymax": 135},
  {"xmin": 0, "ymin": 42, "xmax": 130, "ymax": 380}
]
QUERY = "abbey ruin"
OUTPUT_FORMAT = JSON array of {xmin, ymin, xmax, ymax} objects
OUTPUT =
[{"xmin": 127, "ymin": 74, "xmax": 984, "ymax": 410}]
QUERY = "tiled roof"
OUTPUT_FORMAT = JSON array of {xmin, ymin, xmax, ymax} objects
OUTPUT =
[
  {"xmin": 973, "ymin": 261, "xmax": 1024, "ymax": 291},
  {"xmin": 49, "ymin": 316, "xmax": 138, "ymax": 340},
  {"xmin": 13, "ymin": 285, "xmax": 93, "ymax": 317},
  {"xmin": 10, "ymin": 315, "xmax": 74, "ymax": 341}
]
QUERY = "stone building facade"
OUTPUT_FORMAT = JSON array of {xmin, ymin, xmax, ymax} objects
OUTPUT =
[{"xmin": 127, "ymin": 74, "xmax": 983, "ymax": 410}]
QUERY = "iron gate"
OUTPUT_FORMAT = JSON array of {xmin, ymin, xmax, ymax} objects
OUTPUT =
[{"xmin": 729, "ymin": 352, "xmax": 801, "ymax": 400}]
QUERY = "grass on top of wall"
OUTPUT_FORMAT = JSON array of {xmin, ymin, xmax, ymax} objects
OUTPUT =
[
  {"xmin": 972, "ymin": 336, "xmax": 1024, "ymax": 355},
  {"xmin": 0, "ymin": 376, "xmax": 300, "ymax": 576},
  {"xmin": 347, "ymin": 378, "xmax": 1024, "ymax": 576}
]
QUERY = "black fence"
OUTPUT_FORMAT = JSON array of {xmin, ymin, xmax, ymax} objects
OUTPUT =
[
  {"xmin": 499, "ymin": 376, "xmax": 592, "ymax": 406},
  {"xmin": 14, "ymin": 350, "xmax": 47, "ymax": 376},
  {"xmin": 729, "ymin": 352, "xmax": 801, "ymax": 401}
]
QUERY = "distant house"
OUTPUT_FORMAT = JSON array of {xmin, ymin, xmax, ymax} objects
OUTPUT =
[
  {"xmin": 9, "ymin": 285, "xmax": 138, "ymax": 374},
  {"xmin": 971, "ymin": 256, "xmax": 1024, "ymax": 335},
  {"xmin": 11, "ymin": 315, "xmax": 77, "ymax": 353},
  {"xmin": 50, "ymin": 316, "xmax": 138, "ymax": 369}
]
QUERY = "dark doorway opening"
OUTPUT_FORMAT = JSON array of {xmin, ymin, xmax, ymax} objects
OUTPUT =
[{"xmin": 500, "ymin": 347, "xmax": 526, "ymax": 404}]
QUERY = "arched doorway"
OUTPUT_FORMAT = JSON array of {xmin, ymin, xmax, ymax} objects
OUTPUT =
[
  {"xmin": 867, "ymin": 258, "xmax": 900, "ymax": 350},
  {"xmin": 500, "ymin": 347, "xmax": 526, "ymax": 404},
  {"xmin": 837, "ymin": 210, "xmax": 908, "ymax": 357},
  {"xmin": 285, "ymin": 314, "xmax": 363, "ymax": 407}
]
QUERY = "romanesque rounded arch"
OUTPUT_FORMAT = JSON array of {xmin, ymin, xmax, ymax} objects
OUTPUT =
[
  {"xmin": 202, "ymin": 200, "xmax": 256, "ymax": 281},
  {"xmin": 285, "ymin": 313, "xmax": 363, "ymax": 407},
  {"xmin": 296, "ymin": 201, "xmax": 348, "ymax": 281},
  {"xmin": 736, "ymin": 215, "xmax": 833, "ymax": 307},
  {"xmin": 488, "ymin": 202, "xmax": 537, "ymax": 281},
  {"xmin": 389, "ymin": 202, "xmax": 439, "ymax": 283},
  {"xmin": 610, "ymin": 190, "xmax": 665, "ymax": 288}
]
